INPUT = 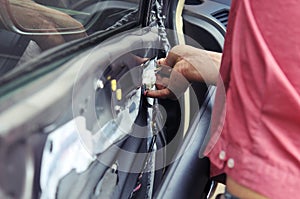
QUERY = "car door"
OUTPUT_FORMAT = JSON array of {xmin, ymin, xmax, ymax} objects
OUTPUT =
[{"xmin": 0, "ymin": 0, "xmax": 174, "ymax": 198}]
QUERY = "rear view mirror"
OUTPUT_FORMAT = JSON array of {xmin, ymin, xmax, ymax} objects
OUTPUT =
[{"xmin": 0, "ymin": 0, "xmax": 87, "ymax": 35}]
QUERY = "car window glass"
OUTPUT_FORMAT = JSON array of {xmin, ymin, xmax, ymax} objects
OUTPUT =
[
  {"xmin": 0, "ymin": 0, "xmax": 140, "ymax": 78},
  {"xmin": 8, "ymin": 0, "xmax": 140, "ymax": 33}
]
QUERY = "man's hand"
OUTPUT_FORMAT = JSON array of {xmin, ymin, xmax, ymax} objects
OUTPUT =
[{"xmin": 146, "ymin": 45, "xmax": 222, "ymax": 99}]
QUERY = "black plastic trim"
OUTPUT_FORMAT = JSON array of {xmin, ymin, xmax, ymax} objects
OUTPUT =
[{"xmin": 154, "ymin": 87, "xmax": 216, "ymax": 199}]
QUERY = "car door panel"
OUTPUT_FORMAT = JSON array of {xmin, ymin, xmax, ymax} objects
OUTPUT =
[{"xmin": 0, "ymin": 27, "xmax": 167, "ymax": 199}]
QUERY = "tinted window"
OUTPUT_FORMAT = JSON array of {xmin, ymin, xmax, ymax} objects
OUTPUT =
[{"xmin": 0, "ymin": 0, "xmax": 140, "ymax": 77}]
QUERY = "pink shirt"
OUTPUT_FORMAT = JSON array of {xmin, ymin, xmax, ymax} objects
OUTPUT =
[{"xmin": 204, "ymin": 0, "xmax": 300, "ymax": 198}]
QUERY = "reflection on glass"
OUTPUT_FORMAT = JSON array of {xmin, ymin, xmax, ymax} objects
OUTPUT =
[
  {"xmin": 0, "ymin": 0, "xmax": 140, "ymax": 78},
  {"xmin": 7, "ymin": 0, "xmax": 140, "ymax": 33},
  {"xmin": 8, "ymin": 0, "xmax": 85, "ymax": 32}
]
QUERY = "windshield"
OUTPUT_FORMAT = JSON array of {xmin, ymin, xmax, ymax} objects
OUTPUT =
[{"xmin": 0, "ymin": 0, "xmax": 140, "ymax": 79}]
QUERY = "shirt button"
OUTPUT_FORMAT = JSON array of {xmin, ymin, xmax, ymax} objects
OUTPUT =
[
  {"xmin": 227, "ymin": 158, "xmax": 235, "ymax": 169},
  {"xmin": 219, "ymin": 150, "xmax": 226, "ymax": 160}
]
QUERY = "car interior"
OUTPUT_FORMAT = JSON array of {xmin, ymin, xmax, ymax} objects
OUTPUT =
[{"xmin": 0, "ymin": 0, "xmax": 231, "ymax": 198}]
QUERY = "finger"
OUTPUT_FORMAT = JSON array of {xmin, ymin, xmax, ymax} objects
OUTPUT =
[
  {"xmin": 165, "ymin": 51, "xmax": 182, "ymax": 67},
  {"xmin": 167, "ymin": 69, "xmax": 190, "ymax": 99},
  {"xmin": 155, "ymin": 84, "xmax": 166, "ymax": 90},
  {"xmin": 157, "ymin": 52, "xmax": 181, "ymax": 67},
  {"xmin": 145, "ymin": 88, "xmax": 172, "ymax": 99},
  {"xmin": 155, "ymin": 65, "xmax": 172, "ymax": 78},
  {"xmin": 157, "ymin": 58, "xmax": 168, "ymax": 65},
  {"xmin": 156, "ymin": 75, "xmax": 169, "ymax": 87}
]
